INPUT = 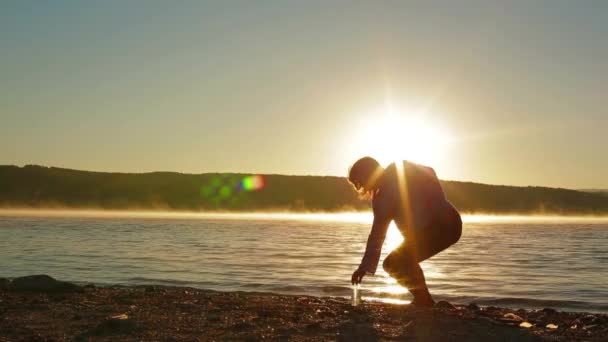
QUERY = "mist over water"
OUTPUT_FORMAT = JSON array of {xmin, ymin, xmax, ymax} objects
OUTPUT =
[{"xmin": 1, "ymin": 212, "xmax": 607, "ymax": 313}]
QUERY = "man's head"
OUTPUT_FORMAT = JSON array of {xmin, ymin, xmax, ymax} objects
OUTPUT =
[{"xmin": 348, "ymin": 157, "xmax": 384, "ymax": 194}]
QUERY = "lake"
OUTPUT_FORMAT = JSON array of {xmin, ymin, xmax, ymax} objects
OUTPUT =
[{"xmin": 1, "ymin": 211, "xmax": 607, "ymax": 313}]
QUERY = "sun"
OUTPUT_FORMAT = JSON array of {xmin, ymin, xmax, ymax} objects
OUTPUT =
[{"xmin": 351, "ymin": 107, "xmax": 449, "ymax": 168}]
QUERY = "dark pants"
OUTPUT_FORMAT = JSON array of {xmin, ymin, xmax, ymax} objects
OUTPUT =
[{"xmin": 382, "ymin": 204, "xmax": 462, "ymax": 291}]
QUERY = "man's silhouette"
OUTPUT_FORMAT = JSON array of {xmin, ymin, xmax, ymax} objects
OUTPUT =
[{"xmin": 349, "ymin": 157, "xmax": 462, "ymax": 307}]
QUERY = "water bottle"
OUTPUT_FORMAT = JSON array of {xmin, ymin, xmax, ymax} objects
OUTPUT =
[{"xmin": 351, "ymin": 283, "xmax": 361, "ymax": 306}]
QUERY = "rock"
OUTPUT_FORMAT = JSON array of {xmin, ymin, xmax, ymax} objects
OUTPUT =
[
  {"xmin": 207, "ymin": 312, "xmax": 221, "ymax": 322},
  {"xmin": 306, "ymin": 322, "xmax": 321, "ymax": 330},
  {"xmin": 50, "ymin": 294, "xmax": 67, "ymax": 302},
  {"xmin": 519, "ymin": 322, "xmax": 533, "ymax": 328},
  {"xmin": 582, "ymin": 314, "xmax": 598, "ymax": 324},
  {"xmin": 503, "ymin": 313, "xmax": 524, "ymax": 322},
  {"xmin": 87, "ymin": 314, "xmax": 137, "ymax": 336},
  {"xmin": 111, "ymin": 314, "xmax": 129, "ymax": 320},
  {"xmin": 257, "ymin": 308, "xmax": 274, "ymax": 318},
  {"xmin": 315, "ymin": 307, "xmax": 336, "ymax": 318},
  {"xmin": 297, "ymin": 297, "xmax": 310, "ymax": 305},
  {"xmin": 0, "ymin": 278, "xmax": 11, "ymax": 290},
  {"xmin": 336, "ymin": 321, "xmax": 378, "ymax": 341},
  {"xmin": 466, "ymin": 303, "xmax": 480, "ymax": 311},
  {"xmin": 542, "ymin": 308, "xmax": 557, "ymax": 315},
  {"xmin": 232, "ymin": 321, "xmax": 254, "ymax": 331},
  {"xmin": 498, "ymin": 313, "xmax": 524, "ymax": 326},
  {"xmin": 10, "ymin": 275, "xmax": 82, "ymax": 293},
  {"xmin": 176, "ymin": 302, "xmax": 197, "ymax": 312},
  {"xmin": 435, "ymin": 301, "xmax": 455, "ymax": 310}
]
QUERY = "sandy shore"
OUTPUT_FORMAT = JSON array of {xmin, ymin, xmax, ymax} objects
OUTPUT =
[{"xmin": 1, "ymin": 276, "xmax": 607, "ymax": 341}]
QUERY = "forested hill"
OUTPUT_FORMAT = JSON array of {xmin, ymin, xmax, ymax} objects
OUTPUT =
[{"xmin": 1, "ymin": 165, "xmax": 608, "ymax": 215}]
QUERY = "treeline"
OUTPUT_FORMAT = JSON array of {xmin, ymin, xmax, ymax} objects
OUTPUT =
[{"xmin": 1, "ymin": 165, "xmax": 608, "ymax": 215}]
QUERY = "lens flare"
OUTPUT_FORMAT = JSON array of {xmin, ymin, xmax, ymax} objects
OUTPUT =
[
  {"xmin": 199, "ymin": 174, "xmax": 266, "ymax": 208},
  {"xmin": 241, "ymin": 175, "xmax": 265, "ymax": 191}
]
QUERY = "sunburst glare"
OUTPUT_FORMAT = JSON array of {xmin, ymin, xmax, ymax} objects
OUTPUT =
[{"xmin": 349, "ymin": 104, "xmax": 450, "ymax": 168}]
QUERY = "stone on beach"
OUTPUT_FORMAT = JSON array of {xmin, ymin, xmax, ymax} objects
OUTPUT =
[
  {"xmin": 0, "ymin": 278, "xmax": 10, "ymax": 290},
  {"xmin": 520, "ymin": 321, "xmax": 534, "ymax": 328},
  {"xmin": 85, "ymin": 313, "xmax": 137, "ymax": 337},
  {"xmin": 467, "ymin": 302, "xmax": 480, "ymax": 311},
  {"xmin": 9, "ymin": 275, "xmax": 82, "ymax": 293},
  {"xmin": 499, "ymin": 312, "xmax": 525, "ymax": 325},
  {"xmin": 435, "ymin": 300, "xmax": 456, "ymax": 310},
  {"xmin": 542, "ymin": 308, "xmax": 557, "ymax": 315},
  {"xmin": 581, "ymin": 314, "xmax": 599, "ymax": 324},
  {"xmin": 504, "ymin": 313, "xmax": 524, "ymax": 322}
]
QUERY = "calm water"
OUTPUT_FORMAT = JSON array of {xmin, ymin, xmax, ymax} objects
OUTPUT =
[{"xmin": 1, "ymin": 211, "xmax": 607, "ymax": 313}]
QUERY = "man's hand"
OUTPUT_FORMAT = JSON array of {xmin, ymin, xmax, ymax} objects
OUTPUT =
[{"xmin": 351, "ymin": 268, "xmax": 366, "ymax": 285}]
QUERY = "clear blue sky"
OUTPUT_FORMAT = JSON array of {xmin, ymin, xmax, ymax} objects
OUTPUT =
[{"xmin": 1, "ymin": 1, "xmax": 607, "ymax": 188}]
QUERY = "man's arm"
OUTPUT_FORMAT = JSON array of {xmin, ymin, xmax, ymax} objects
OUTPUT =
[{"xmin": 357, "ymin": 198, "xmax": 392, "ymax": 275}]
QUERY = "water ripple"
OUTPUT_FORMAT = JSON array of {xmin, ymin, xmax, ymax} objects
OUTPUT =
[{"xmin": 1, "ymin": 214, "xmax": 607, "ymax": 313}]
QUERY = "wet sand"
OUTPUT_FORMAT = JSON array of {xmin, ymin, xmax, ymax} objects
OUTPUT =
[{"xmin": 1, "ymin": 278, "xmax": 607, "ymax": 341}]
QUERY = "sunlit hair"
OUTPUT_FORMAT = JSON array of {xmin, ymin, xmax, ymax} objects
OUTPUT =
[{"xmin": 348, "ymin": 157, "xmax": 383, "ymax": 200}]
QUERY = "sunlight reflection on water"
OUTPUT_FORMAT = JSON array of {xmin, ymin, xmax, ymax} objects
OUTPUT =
[{"xmin": 364, "ymin": 296, "xmax": 411, "ymax": 305}]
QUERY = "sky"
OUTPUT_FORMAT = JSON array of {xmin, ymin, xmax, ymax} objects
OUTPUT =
[{"xmin": 1, "ymin": 1, "xmax": 607, "ymax": 189}]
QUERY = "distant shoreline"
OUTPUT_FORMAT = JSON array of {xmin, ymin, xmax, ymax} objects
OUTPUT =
[{"xmin": 3, "ymin": 164, "xmax": 608, "ymax": 215}]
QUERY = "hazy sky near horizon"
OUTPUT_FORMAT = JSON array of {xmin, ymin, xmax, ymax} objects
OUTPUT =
[{"xmin": 1, "ymin": 1, "xmax": 607, "ymax": 188}]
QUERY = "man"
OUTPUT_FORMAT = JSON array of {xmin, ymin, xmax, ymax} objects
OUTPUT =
[{"xmin": 349, "ymin": 156, "xmax": 462, "ymax": 307}]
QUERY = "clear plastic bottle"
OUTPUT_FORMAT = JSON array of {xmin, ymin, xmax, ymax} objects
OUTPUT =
[{"xmin": 351, "ymin": 284, "xmax": 361, "ymax": 306}]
